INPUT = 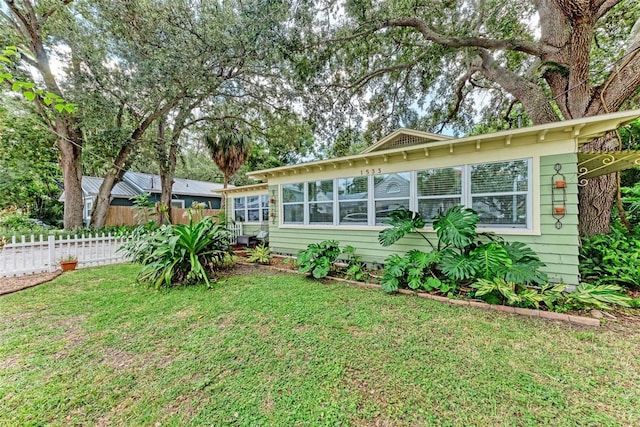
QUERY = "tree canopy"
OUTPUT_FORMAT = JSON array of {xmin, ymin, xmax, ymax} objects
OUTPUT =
[{"xmin": 289, "ymin": 0, "xmax": 640, "ymax": 234}]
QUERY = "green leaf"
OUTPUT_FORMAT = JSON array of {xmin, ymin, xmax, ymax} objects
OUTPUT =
[
  {"xmin": 0, "ymin": 55, "xmax": 10, "ymax": 63},
  {"xmin": 54, "ymin": 104, "xmax": 65, "ymax": 113},
  {"xmin": 381, "ymin": 277, "xmax": 399, "ymax": 293},
  {"xmin": 469, "ymin": 242, "xmax": 511, "ymax": 280},
  {"xmin": 378, "ymin": 207, "xmax": 426, "ymax": 247},
  {"xmin": 423, "ymin": 276, "xmax": 442, "ymax": 291},
  {"xmin": 440, "ymin": 249, "xmax": 478, "ymax": 281},
  {"xmin": 433, "ymin": 205, "xmax": 478, "ymax": 248},
  {"xmin": 23, "ymin": 91, "xmax": 36, "ymax": 101}
]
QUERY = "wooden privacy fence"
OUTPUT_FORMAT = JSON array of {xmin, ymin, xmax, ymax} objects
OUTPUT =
[
  {"xmin": 0, "ymin": 233, "xmax": 132, "ymax": 278},
  {"xmin": 104, "ymin": 206, "xmax": 220, "ymax": 227}
]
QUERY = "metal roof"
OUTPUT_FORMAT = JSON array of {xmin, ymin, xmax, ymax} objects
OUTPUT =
[
  {"xmin": 81, "ymin": 176, "xmax": 139, "ymax": 198},
  {"xmin": 122, "ymin": 171, "xmax": 226, "ymax": 197}
]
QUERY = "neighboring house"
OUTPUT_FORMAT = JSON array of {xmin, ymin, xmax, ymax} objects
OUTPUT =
[
  {"xmin": 61, "ymin": 171, "xmax": 226, "ymax": 225},
  {"xmin": 224, "ymin": 110, "xmax": 640, "ymax": 286}
]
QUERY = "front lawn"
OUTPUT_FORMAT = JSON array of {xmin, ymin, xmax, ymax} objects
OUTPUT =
[{"xmin": 1, "ymin": 264, "xmax": 639, "ymax": 426}]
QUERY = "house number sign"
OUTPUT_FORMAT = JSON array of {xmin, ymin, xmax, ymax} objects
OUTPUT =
[{"xmin": 360, "ymin": 168, "xmax": 383, "ymax": 175}]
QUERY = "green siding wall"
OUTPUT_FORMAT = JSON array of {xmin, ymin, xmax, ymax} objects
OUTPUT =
[{"xmin": 268, "ymin": 153, "xmax": 580, "ymax": 285}]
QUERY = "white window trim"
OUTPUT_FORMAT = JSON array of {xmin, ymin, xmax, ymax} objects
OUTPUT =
[
  {"xmin": 280, "ymin": 158, "xmax": 536, "ymax": 234},
  {"xmin": 170, "ymin": 199, "xmax": 185, "ymax": 209},
  {"xmin": 234, "ymin": 194, "xmax": 269, "ymax": 223},
  {"xmin": 85, "ymin": 200, "xmax": 93, "ymax": 220}
]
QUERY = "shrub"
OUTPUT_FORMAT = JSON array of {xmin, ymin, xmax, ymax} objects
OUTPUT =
[
  {"xmin": 247, "ymin": 244, "xmax": 272, "ymax": 265},
  {"xmin": 471, "ymin": 279, "xmax": 634, "ymax": 311},
  {"xmin": 471, "ymin": 278, "xmax": 566, "ymax": 309},
  {"xmin": 563, "ymin": 283, "xmax": 633, "ymax": 311},
  {"xmin": 0, "ymin": 207, "xmax": 50, "ymax": 234},
  {"xmin": 297, "ymin": 240, "xmax": 341, "ymax": 278},
  {"xmin": 119, "ymin": 215, "xmax": 232, "ymax": 288},
  {"xmin": 579, "ymin": 224, "xmax": 640, "ymax": 290},
  {"xmin": 342, "ymin": 245, "xmax": 368, "ymax": 282},
  {"xmin": 378, "ymin": 206, "xmax": 548, "ymax": 292}
]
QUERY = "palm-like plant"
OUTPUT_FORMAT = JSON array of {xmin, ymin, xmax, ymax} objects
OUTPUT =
[{"xmin": 204, "ymin": 123, "xmax": 251, "ymax": 206}]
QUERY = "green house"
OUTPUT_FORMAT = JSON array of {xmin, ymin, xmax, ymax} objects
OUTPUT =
[{"xmin": 224, "ymin": 110, "xmax": 640, "ymax": 285}]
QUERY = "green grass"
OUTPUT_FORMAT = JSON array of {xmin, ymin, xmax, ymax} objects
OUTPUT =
[{"xmin": 1, "ymin": 264, "xmax": 639, "ymax": 426}]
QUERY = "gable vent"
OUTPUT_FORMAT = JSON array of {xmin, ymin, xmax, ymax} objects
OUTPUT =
[{"xmin": 387, "ymin": 135, "xmax": 429, "ymax": 148}]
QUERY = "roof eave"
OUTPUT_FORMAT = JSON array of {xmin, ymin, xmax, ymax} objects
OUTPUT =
[{"xmin": 247, "ymin": 110, "xmax": 640, "ymax": 180}]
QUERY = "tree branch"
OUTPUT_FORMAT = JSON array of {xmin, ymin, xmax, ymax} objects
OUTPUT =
[
  {"xmin": 438, "ymin": 68, "xmax": 478, "ymax": 132},
  {"xmin": 477, "ymin": 49, "xmax": 559, "ymax": 124},
  {"xmin": 339, "ymin": 61, "xmax": 419, "ymax": 92},
  {"xmin": 595, "ymin": 0, "xmax": 621, "ymax": 19},
  {"xmin": 383, "ymin": 17, "xmax": 547, "ymax": 56},
  {"xmin": 40, "ymin": 0, "xmax": 73, "ymax": 25}
]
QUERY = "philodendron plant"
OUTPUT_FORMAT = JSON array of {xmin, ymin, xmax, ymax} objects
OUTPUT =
[{"xmin": 378, "ymin": 206, "xmax": 548, "ymax": 293}]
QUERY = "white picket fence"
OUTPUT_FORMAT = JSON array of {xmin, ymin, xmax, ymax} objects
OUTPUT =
[
  {"xmin": 0, "ymin": 233, "xmax": 132, "ymax": 278},
  {"xmin": 228, "ymin": 223, "xmax": 243, "ymax": 245}
]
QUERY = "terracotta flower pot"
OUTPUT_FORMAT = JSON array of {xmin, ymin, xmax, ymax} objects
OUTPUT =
[
  {"xmin": 555, "ymin": 180, "xmax": 566, "ymax": 188},
  {"xmin": 554, "ymin": 206, "xmax": 566, "ymax": 215},
  {"xmin": 60, "ymin": 260, "xmax": 78, "ymax": 271}
]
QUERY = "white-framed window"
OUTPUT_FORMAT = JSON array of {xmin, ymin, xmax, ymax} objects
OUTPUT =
[
  {"xmin": 373, "ymin": 172, "xmax": 411, "ymax": 225},
  {"xmin": 470, "ymin": 159, "xmax": 529, "ymax": 228},
  {"xmin": 85, "ymin": 200, "xmax": 93, "ymax": 219},
  {"xmin": 280, "ymin": 158, "xmax": 532, "ymax": 230},
  {"xmin": 171, "ymin": 200, "xmax": 185, "ymax": 209},
  {"xmin": 234, "ymin": 194, "xmax": 270, "ymax": 223},
  {"xmin": 282, "ymin": 183, "xmax": 304, "ymax": 224},
  {"xmin": 338, "ymin": 176, "xmax": 369, "ymax": 225},
  {"xmin": 417, "ymin": 166, "xmax": 463, "ymax": 223},
  {"xmin": 308, "ymin": 180, "xmax": 334, "ymax": 224}
]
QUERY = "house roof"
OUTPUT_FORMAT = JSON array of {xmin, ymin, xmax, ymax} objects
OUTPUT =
[
  {"xmin": 122, "ymin": 171, "xmax": 227, "ymax": 197},
  {"xmin": 81, "ymin": 176, "xmax": 139, "ymax": 198},
  {"xmin": 61, "ymin": 172, "xmax": 227, "ymax": 201},
  {"xmin": 247, "ymin": 110, "xmax": 640, "ymax": 181},
  {"xmin": 218, "ymin": 183, "xmax": 269, "ymax": 195}
]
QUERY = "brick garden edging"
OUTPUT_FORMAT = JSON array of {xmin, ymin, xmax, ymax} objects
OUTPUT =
[{"xmin": 236, "ymin": 261, "xmax": 600, "ymax": 327}]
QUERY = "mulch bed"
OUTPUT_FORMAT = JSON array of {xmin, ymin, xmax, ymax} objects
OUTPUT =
[{"xmin": 0, "ymin": 270, "xmax": 63, "ymax": 296}]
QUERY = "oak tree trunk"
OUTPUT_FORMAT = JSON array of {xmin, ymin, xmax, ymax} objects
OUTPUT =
[
  {"xmin": 577, "ymin": 133, "xmax": 620, "ymax": 236},
  {"xmin": 56, "ymin": 119, "xmax": 84, "ymax": 230}
]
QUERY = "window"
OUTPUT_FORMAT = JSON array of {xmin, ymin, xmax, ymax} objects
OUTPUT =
[
  {"xmin": 261, "ymin": 194, "xmax": 269, "ymax": 221},
  {"xmin": 338, "ymin": 177, "xmax": 368, "ymax": 225},
  {"xmin": 373, "ymin": 172, "xmax": 410, "ymax": 225},
  {"xmin": 233, "ymin": 197, "xmax": 246, "ymax": 222},
  {"xmin": 233, "ymin": 194, "xmax": 270, "ymax": 223},
  {"xmin": 171, "ymin": 200, "xmax": 185, "ymax": 209},
  {"xmin": 308, "ymin": 180, "xmax": 333, "ymax": 224},
  {"xmin": 280, "ymin": 158, "xmax": 531, "ymax": 230},
  {"xmin": 417, "ymin": 167, "xmax": 463, "ymax": 223},
  {"xmin": 470, "ymin": 160, "xmax": 529, "ymax": 227},
  {"xmin": 85, "ymin": 200, "xmax": 93, "ymax": 219},
  {"xmin": 282, "ymin": 183, "xmax": 304, "ymax": 224}
]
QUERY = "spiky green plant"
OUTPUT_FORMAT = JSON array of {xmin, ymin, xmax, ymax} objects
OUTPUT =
[{"xmin": 119, "ymin": 215, "xmax": 232, "ymax": 288}]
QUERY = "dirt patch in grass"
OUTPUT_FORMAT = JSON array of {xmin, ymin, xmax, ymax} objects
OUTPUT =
[
  {"xmin": 0, "ymin": 270, "xmax": 62, "ymax": 296},
  {"xmin": 0, "ymin": 354, "xmax": 23, "ymax": 371},
  {"xmin": 100, "ymin": 347, "xmax": 137, "ymax": 370}
]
